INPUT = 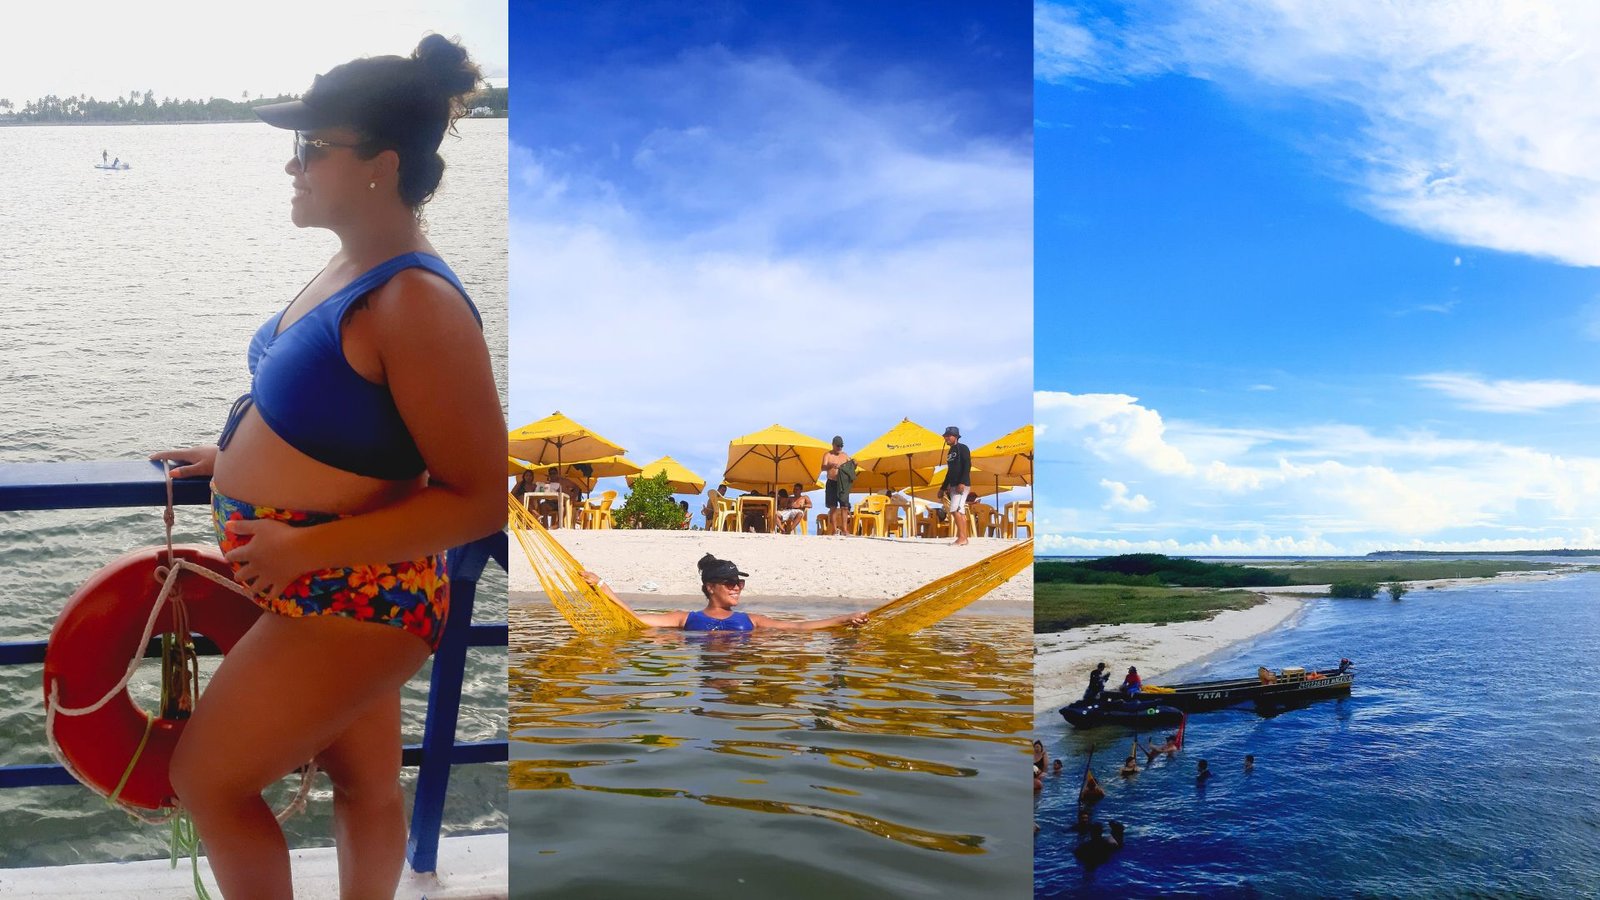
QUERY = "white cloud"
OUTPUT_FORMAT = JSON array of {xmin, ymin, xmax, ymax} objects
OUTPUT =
[
  {"xmin": 1036, "ymin": 388, "xmax": 1600, "ymax": 551},
  {"xmin": 1035, "ymin": 392, "xmax": 1194, "ymax": 475},
  {"xmin": 512, "ymin": 50, "xmax": 1032, "ymax": 488},
  {"xmin": 1100, "ymin": 479, "xmax": 1152, "ymax": 512},
  {"xmin": 1413, "ymin": 372, "xmax": 1600, "ymax": 412},
  {"xmin": 1043, "ymin": 0, "xmax": 1600, "ymax": 266},
  {"xmin": 1034, "ymin": 4, "xmax": 1107, "ymax": 82}
]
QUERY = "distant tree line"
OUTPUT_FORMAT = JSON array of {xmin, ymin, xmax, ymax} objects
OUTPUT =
[
  {"xmin": 1367, "ymin": 549, "xmax": 1600, "ymax": 557},
  {"xmin": 0, "ymin": 86, "xmax": 507, "ymax": 125},
  {"xmin": 1035, "ymin": 554, "xmax": 1293, "ymax": 588}
]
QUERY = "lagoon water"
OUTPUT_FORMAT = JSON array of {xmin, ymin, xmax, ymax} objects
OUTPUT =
[
  {"xmin": 0, "ymin": 121, "xmax": 508, "ymax": 865},
  {"xmin": 1033, "ymin": 572, "xmax": 1600, "ymax": 898},
  {"xmin": 508, "ymin": 604, "xmax": 1032, "ymax": 899}
]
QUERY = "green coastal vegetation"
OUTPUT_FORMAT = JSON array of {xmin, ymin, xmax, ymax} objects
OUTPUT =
[
  {"xmin": 0, "ymin": 86, "xmax": 508, "ymax": 125},
  {"xmin": 1034, "ymin": 554, "xmax": 1584, "ymax": 633},
  {"xmin": 1035, "ymin": 584, "xmax": 1262, "ymax": 632}
]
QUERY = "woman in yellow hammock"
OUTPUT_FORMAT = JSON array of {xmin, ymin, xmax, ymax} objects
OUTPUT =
[{"xmin": 581, "ymin": 553, "xmax": 869, "ymax": 632}]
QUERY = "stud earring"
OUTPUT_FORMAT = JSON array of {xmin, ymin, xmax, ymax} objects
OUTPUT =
[{"xmin": 368, "ymin": 181, "xmax": 376, "ymax": 190}]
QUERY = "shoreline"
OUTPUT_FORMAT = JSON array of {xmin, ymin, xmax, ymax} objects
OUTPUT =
[
  {"xmin": 1032, "ymin": 567, "xmax": 1587, "ymax": 715},
  {"xmin": 509, "ymin": 529, "xmax": 1032, "ymax": 608}
]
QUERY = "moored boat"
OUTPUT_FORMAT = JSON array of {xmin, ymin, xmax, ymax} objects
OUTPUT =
[
  {"xmin": 1060, "ymin": 697, "xmax": 1185, "ymax": 729},
  {"xmin": 1129, "ymin": 659, "xmax": 1355, "ymax": 712}
]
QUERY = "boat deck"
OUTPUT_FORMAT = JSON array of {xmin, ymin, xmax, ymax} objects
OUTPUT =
[{"xmin": 0, "ymin": 833, "xmax": 507, "ymax": 898}]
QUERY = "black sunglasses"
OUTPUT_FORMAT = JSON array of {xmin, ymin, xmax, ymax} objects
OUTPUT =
[
  {"xmin": 712, "ymin": 579, "xmax": 746, "ymax": 590},
  {"xmin": 293, "ymin": 131, "xmax": 361, "ymax": 170}
]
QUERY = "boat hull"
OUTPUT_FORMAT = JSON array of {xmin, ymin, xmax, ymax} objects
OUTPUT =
[
  {"xmin": 1130, "ymin": 666, "xmax": 1354, "ymax": 712},
  {"xmin": 1059, "ymin": 699, "xmax": 1185, "ymax": 729}
]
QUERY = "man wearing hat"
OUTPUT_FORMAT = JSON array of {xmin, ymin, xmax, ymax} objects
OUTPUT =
[{"xmin": 941, "ymin": 426, "xmax": 972, "ymax": 546}]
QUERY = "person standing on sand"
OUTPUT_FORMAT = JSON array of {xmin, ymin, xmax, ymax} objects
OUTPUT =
[
  {"xmin": 940, "ymin": 426, "xmax": 971, "ymax": 546},
  {"xmin": 1084, "ymin": 660, "xmax": 1109, "ymax": 701},
  {"xmin": 821, "ymin": 436, "xmax": 851, "ymax": 536}
]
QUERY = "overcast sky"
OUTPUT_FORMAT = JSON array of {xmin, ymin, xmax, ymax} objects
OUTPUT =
[{"xmin": 0, "ymin": 1, "xmax": 506, "ymax": 104}]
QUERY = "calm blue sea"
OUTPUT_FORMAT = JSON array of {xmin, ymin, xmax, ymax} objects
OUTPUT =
[{"xmin": 1034, "ymin": 572, "xmax": 1600, "ymax": 898}]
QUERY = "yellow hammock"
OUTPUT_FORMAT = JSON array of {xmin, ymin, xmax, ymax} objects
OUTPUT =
[
  {"xmin": 509, "ymin": 494, "xmax": 1033, "ymax": 635},
  {"xmin": 509, "ymin": 495, "xmax": 648, "ymax": 634}
]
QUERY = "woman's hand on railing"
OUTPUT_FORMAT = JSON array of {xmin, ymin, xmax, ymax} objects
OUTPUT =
[{"xmin": 149, "ymin": 445, "xmax": 219, "ymax": 480}]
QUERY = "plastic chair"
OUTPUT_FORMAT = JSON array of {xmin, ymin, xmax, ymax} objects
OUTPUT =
[
  {"xmin": 713, "ymin": 494, "xmax": 740, "ymax": 533},
  {"xmin": 1005, "ymin": 501, "xmax": 1033, "ymax": 540},
  {"xmin": 582, "ymin": 490, "xmax": 617, "ymax": 530},
  {"xmin": 970, "ymin": 503, "xmax": 998, "ymax": 538},
  {"xmin": 852, "ymin": 495, "xmax": 889, "ymax": 537}
]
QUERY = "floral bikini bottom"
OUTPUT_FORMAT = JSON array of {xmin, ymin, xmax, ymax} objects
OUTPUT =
[{"xmin": 210, "ymin": 490, "xmax": 448, "ymax": 650}]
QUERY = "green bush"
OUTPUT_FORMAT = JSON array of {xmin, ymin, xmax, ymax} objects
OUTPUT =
[
  {"xmin": 1329, "ymin": 581, "xmax": 1379, "ymax": 599},
  {"xmin": 1387, "ymin": 582, "xmax": 1409, "ymax": 601},
  {"xmin": 611, "ymin": 472, "xmax": 684, "ymax": 530}
]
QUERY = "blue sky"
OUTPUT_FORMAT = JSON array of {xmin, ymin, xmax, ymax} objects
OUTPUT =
[
  {"xmin": 1037, "ymin": 0, "xmax": 1600, "ymax": 555},
  {"xmin": 509, "ymin": 2, "xmax": 1032, "ymax": 513}
]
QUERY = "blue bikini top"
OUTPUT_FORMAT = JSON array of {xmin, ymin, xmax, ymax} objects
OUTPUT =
[
  {"xmin": 220, "ymin": 253, "xmax": 480, "ymax": 480},
  {"xmin": 683, "ymin": 610, "xmax": 755, "ymax": 632}
]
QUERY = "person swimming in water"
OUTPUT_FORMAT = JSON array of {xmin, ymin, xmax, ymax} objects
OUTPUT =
[{"xmin": 581, "ymin": 553, "xmax": 869, "ymax": 631}]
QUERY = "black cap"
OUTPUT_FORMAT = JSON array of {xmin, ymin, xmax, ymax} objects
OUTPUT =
[
  {"xmin": 255, "ymin": 55, "xmax": 446, "ymax": 151},
  {"xmin": 697, "ymin": 554, "xmax": 749, "ymax": 583},
  {"xmin": 943, "ymin": 426, "xmax": 961, "ymax": 438}
]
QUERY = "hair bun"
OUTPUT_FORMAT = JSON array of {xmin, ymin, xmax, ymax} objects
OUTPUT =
[
  {"xmin": 413, "ymin": 33, "xmax": 481, "ymax": 97},
  {"xmin": 697, "ymin": 553, "xmax": 719, "ymax": 573}
]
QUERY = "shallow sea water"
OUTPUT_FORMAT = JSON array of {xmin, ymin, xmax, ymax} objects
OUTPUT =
[
  {"xmin": 1034, "ymin": 573, "xmax": 1600, "ymax": 898},
  {"xmin": 509, "ymin": 604, "xmax": 1032, "ymax": 899}
]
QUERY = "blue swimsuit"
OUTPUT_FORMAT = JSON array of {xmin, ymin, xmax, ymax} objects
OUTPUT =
[
  {"xmin": 683, "ymin": 610, "xmax": 755, "ymax": 632},
  {"xmin": 219, "ymin": 252, "xmax": 479, "ymax": 479}
]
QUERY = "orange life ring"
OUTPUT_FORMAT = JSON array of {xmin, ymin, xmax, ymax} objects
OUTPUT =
[{"xmin": 43, "ymin": 545, "xmax": 260, "ymax": 811}]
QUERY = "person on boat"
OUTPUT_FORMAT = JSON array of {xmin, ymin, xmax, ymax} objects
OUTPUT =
[
  {"xmin": 102, "ymin": 149, "xmax": 108, "ymax": 164},
  {"xmin": 149, "ymin": 35, "xmax": 501, "ymax": 900},
  {"xmin": 1337, "ymin": 657, "xmax": 1353, "ymax": 675},
  {"xmin": 580, "ymin": 554, "xmax": 869, "ymax": 631},
  {"xmin": 1083, "ymin": 660, "xmax": 1109, "ymax": 701},
  {"xmin": 111, "ymin": 156, "xmax": 120, "ymax": 168},
  {"xmin": 1120, "ymin": 665, "xmax": 1142, "ymax": 696}
]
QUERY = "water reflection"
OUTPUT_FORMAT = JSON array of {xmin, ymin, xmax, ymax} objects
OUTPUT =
[{"xmin": 510, "ymin": 605, "xmax": 1032, "ymax": 897}]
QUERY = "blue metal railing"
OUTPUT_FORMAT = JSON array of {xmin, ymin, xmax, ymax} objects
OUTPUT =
[{"xmin": 0, "ymin": 460, "xmax": 509, "ymax": 874}]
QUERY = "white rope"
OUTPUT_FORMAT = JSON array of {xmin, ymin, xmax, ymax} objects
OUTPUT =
[{"xmin": 44, "ymin": 462, "xmax": 317, "ymax": 824}]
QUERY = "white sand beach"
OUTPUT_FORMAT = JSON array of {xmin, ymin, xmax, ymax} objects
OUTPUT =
[
  {"xmin": 509, "ymin": 530, "xmax": 1032, "ymax": 608},
  {"xmin": 1033, "ymin": 594, "xmax": 1307, "ymax": 715}
]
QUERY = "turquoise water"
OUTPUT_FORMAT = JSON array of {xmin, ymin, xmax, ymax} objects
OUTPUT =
[
  {"xmin": 509, "ymin": 604, "xmax": 1033, "ymax": 899},
  {"xmin": 0, "ymin": 121, "xmax": 508, "ymax": 866},
  {"xmin": 1034, "ymin": 573, "xmax": 1600, "ymax": 897}
]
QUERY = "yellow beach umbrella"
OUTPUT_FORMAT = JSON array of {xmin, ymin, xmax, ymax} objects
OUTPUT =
[
  {"xmin": 971, "ymin": 424, "xmax": 1033, "ymax": 501},
  {"xmin": 910, "ymin": 464, "xmax": 1028, "ymax": 500},
  {"xmin": 854, "ymin": 419, "xmax": 949, "ymax": 497},
  {"xmin": 723, "ymin": 424, "xmax": 831, "ymax": 493},
  {"xmin": 508, "ymin": 411, "xmax": 626, "ymax": 469},
  {"xmin": 532, "ymin": 455, "xmax": 642, "ymax": 494},
  {"xmin": 627, "ymin": 456, "xmax": 707, "ymax": 495},
  {"xmin": 509, "ymin": 456, "xmax": 534, "ymax": 477}
]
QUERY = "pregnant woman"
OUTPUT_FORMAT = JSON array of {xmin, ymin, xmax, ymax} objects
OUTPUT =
[{"xmin": 150, "ymin": 35, "xmax": 503, "ymax": 899}]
